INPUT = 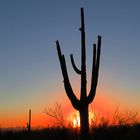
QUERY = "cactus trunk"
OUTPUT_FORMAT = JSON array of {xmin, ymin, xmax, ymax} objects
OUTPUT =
[
  {"xmin": 80, "ymin": 104, "xmax": 89, "ymax": 140},
  {"xmin": 27, "ymin": 109, "xmax": 31, "ymax": 133},
  {"xmin": 56, "ymin": 8, "xmax": 102, "ymax": 140}
]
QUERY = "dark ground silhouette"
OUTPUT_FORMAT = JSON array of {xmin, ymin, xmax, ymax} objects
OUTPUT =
[{"xmin": 0, "ymin": 123, "xmax": 140, "ymax": 140}]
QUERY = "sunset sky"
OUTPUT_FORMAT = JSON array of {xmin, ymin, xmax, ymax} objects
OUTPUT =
[{"xmin": 0, "ymin": 0, "xmax": 140, "ymax": 128}]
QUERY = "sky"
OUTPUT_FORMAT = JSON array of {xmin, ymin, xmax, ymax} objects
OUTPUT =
[{"xmin": 0, "ymin": 0, "xmax": 140, "ymax": 128}]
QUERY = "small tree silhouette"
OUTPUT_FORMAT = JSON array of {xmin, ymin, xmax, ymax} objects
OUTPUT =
[
  {"xmin": 56, "ymin": 8, "xmax": 102, "ymax": 140},
  {"xmin": 44, "ymin": 103, "xmax": 65, "ymax": 128}
]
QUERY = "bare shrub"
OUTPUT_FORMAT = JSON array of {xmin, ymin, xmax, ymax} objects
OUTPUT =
[
  {"xmin": 89, "ymin": 106, "xmax": 139, "ymax": 128},
  {"xmin": 112, "ymin": 107, "xmax": 139, "ymax": 126},
  {"xmin": 44, "ymin": 103, "xmax": 65, "ymax": 128}
]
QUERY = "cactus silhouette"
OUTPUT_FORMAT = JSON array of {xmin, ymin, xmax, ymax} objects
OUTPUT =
[
  {"xmin": 56, "ymin": 8, "xmax": 102, "ymax": 140},
  {"xmin": 27, "ymin": 109, "xmax": 31, "ymax": 132}
]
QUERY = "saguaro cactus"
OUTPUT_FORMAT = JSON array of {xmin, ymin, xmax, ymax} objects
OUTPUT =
[
  {"xmin": 56, "ymin": 8, "xmax": 102, "ymax": 140},
  {"xmin": 27, "ymin": 109, "xmax": 31, "ymax": 132}
]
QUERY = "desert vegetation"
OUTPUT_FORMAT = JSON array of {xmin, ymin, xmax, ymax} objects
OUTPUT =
[{"xmin": 0, "ymin": 108, "xmax": 140, "ymax": 140}]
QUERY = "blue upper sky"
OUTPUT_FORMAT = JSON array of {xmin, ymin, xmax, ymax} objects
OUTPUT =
[{"xmin": 0, "ymin": 0, "xmax": 140, "ymax": 127}]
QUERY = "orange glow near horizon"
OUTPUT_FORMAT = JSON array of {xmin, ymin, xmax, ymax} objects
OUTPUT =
[{"xmin": 1, "ymin": 93, "xmax": 139, "ymax": 129}]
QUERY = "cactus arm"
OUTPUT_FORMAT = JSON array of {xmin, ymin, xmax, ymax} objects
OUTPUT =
[
  {"xmin": 87, "ymin": 44, "xmax": 96, "ymax": 103},
  {"xmin": 56, "ymin": 41, "xmax": 80, "ymax": 110},
  {"xmin": 70, "ymin": 54, "xmax": 81, "ymax": 74},
  {"xmin": 87, "ymin": 36, "xmax": 101, "ymax": 104}
]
